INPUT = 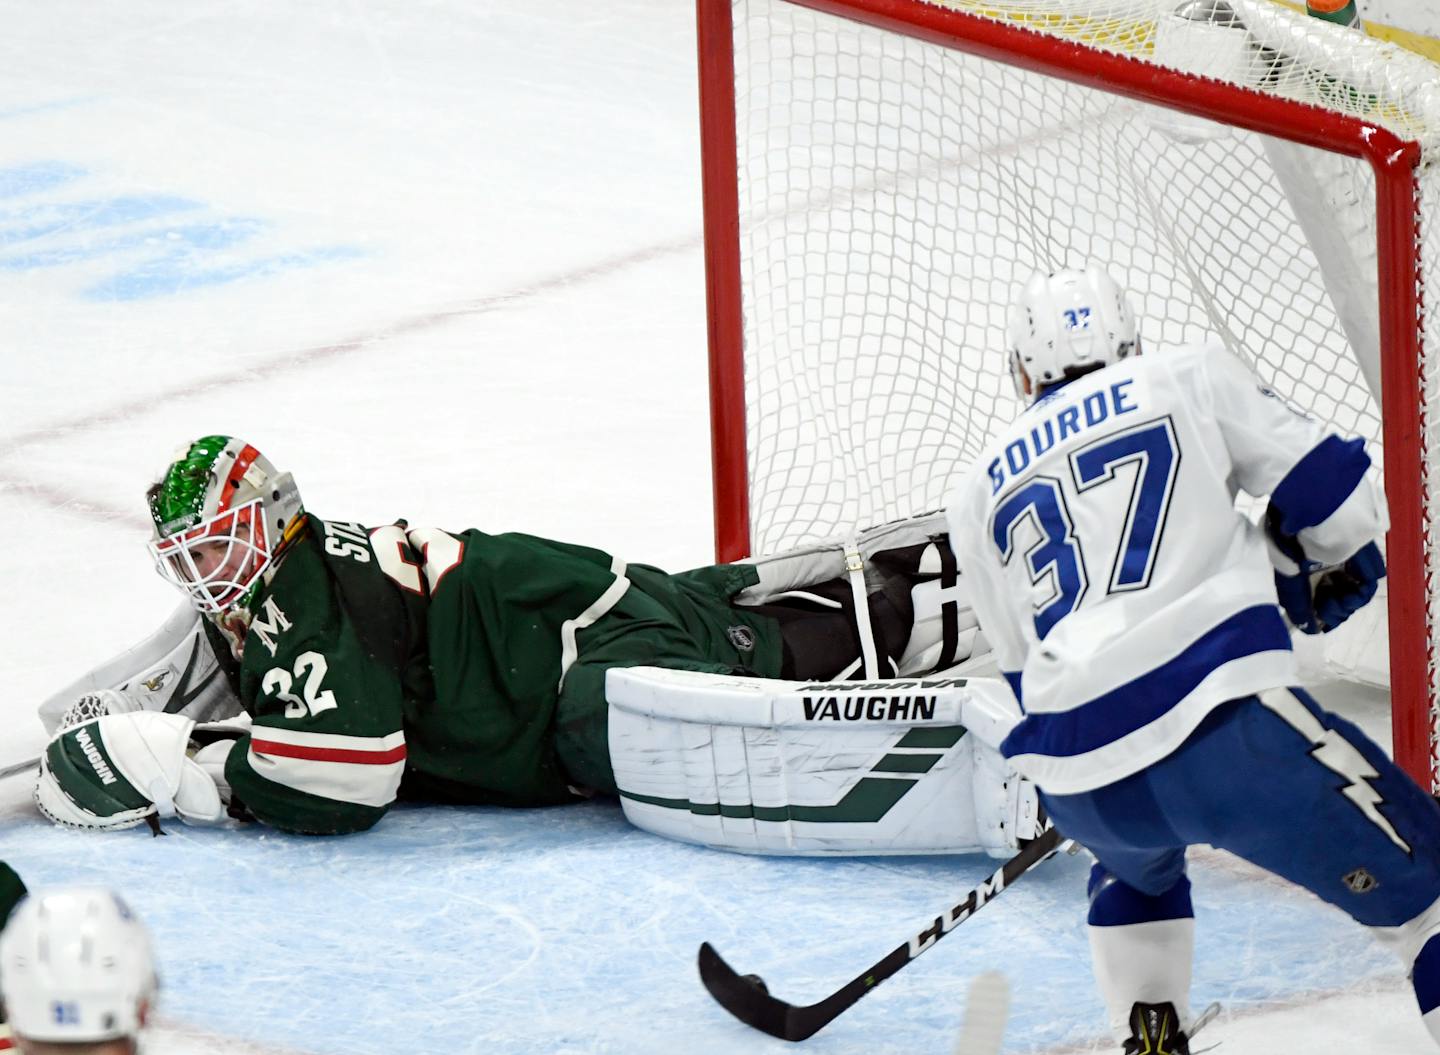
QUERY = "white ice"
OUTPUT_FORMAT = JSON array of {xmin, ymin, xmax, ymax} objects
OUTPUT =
[{"xmin": 0, "ymin": 3, "xmax": 1430, "ymax": 1053}]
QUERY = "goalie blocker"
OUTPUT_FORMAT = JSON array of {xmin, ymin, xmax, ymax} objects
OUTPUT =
[{"xmin": 607, "ymin": 666, "xmax": 1040, "ymax": 857}]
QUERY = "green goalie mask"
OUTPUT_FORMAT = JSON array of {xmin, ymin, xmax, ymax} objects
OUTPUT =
[{"xmin": 146, "ymin": 435, "xmax": 304, "ymax": 613}]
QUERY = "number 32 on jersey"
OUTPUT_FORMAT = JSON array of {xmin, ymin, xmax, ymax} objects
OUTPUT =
[{"xmin": 990, "ymin": 416, "xmax": 1181, "ymax": 639}]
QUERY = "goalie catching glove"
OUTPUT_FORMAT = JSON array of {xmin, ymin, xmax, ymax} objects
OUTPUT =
[{"xmin": 34, "ymin": 712, "xmax": 233, "ymax": 832}]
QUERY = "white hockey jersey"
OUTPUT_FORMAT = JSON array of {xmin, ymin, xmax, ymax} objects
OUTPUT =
[{"xmin": 947, "ymin": 342, "xmax": 1387, "ymax": 794}]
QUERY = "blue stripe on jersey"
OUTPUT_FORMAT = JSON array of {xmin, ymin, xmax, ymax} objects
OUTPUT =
[
  {"xmin": 1003, "ymin": 670, "xmax": 1024, "ymax": 708},
  {"xmin": 1270, "ymin": 435, "xmax": 1370, "ymax": 535},
  {"xmin": 1002, "ymin": 604, "xmax": 1290, "ymax": 760}
]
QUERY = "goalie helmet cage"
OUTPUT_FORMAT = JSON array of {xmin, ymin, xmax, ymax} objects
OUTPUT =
[{"xmin": 695, "ymin": 0, "xmax": 1440, "ymax": 787}]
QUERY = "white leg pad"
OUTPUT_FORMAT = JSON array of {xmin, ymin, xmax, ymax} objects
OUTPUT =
[
  {"xmin": 1089, "ymin": 917, "xmax": 1195, "ymax": 1036},
  {"xmin": 606, "ymin": 665, "xmax": 1030, "ymax": 856}
]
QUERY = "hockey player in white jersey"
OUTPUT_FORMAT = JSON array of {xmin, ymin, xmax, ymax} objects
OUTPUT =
[
  {"xmin": 947, "ymin": 266, "xmax": 1440, "ymax": 1053},
  {"xmin": 0, "ymin": 886, "xmax": 158, "ymax": 1055}
]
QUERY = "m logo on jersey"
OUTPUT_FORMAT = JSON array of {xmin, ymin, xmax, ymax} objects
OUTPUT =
[{"xmin": 251, "ymin": 597, "xmax": 293, "ymax": 657}]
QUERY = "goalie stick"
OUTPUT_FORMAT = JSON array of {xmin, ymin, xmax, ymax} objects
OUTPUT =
[
  {"xmin": 697, "ymin": 825, "xmax": 1071, "ymax": 1042},
  {"xmin": 0, "ymin": 718, "xmax": 244, "ymax": 785},
  {"xmin": 0, "ymin": 757, "xmax": 38, "ymax": 782}
]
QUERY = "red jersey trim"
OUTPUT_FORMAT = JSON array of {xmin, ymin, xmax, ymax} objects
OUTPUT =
[{"xmin": 250, "ymin": 738, "xmax": 408, "ymax": 766}]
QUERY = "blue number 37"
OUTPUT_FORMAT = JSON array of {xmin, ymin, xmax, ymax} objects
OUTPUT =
[{"xmin": 989, "ymin": 417, "xmax": 1181, "ymax": 639}]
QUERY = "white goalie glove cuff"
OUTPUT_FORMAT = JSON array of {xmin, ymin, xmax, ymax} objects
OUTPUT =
[
  {"xmin": 191, "ymin": 737, "xmax": 237, "ymax": 803},
  {"xmin": 35, "ymin": 712, "xmax": 227, "ymax": 831}
]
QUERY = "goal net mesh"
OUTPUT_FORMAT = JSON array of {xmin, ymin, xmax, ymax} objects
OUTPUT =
[{"xmin": 714, "ymin": 0, "xmax": 1440, "ymax": 774}]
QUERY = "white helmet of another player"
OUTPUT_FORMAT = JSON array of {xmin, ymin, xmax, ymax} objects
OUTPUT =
[
  {"xmin": 1007, "ymin": 266, "xmax": 1139, "ymax": 398},
  {"xmin": 0, "ymin": 886, "xmax": 157, "ymax": 1044}
]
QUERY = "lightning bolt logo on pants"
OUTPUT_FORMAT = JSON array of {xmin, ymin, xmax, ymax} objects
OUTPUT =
[{"xmin": 1258, "ymin": 688, "xmax": 1411, "ymax": 855}]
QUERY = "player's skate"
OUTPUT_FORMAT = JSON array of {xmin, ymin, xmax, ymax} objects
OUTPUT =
[{"xmin": 1121, "ymin": 1001, "xmax": 1190, "ymax": 1055}]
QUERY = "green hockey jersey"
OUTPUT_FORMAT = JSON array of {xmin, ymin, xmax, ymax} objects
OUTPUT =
[
  {"xmin": 210, "ymin": 516, "xmax": 784, "ymax": 835},
  {"xmin": 0, "ymin": 857, "xmax": 25, "ymax": 1045},
  {"xmin": 0, "ymin": 861, "xmax": 24, "ymax": 927}
]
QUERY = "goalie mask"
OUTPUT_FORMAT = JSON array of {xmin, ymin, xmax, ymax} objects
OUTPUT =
[
  {"xmin": 146, "ymin": 435, "xmax": 303, "ymax": 614},
  {"xmin": 1007, "ymin": 265, "xmax": 1139, "ymax": 399}
]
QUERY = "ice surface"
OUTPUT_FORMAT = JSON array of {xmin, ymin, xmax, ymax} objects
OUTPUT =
[{"xmin": 0, "ymin": 2, "xmax": 1428, "ymax": 1052}]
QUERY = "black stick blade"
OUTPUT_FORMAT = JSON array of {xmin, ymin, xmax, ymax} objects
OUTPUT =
[
  {"xmin": 697, "ymin": 829, "xmax": 1069, "ymax": 1043},
  {"xmin": 698, "ymin": 942, "xmax": 808, "ymax": 1041}
]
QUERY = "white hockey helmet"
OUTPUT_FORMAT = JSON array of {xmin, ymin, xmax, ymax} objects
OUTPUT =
[
  {"xmin": 1006, "ymin": 266, "xmax": 1139, "ymax": 398},
  {"xmin": 0, "ymin": 886, "xmax": 158, "ymax": 1044}
]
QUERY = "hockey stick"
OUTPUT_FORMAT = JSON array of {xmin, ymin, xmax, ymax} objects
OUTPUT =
[
  {"xmin": 0, "ymin": 757, "xmax": 39, "ymax": 781},
  {"xmin": 952, "ymin": 971, "xmax": 1011, "ymax": 1055},
  {"xmin": 1, "ymin": 719, "xmax": 243, "ymax": 783},
  {"xmin": 697, "ymin": 825, "xmax": 1071, "ymax": 1042}
]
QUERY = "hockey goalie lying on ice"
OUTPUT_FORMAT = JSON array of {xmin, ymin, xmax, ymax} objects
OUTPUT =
[{"xmin": 29, "ymin": 436, "xmax": 1040, "ymax": 856}]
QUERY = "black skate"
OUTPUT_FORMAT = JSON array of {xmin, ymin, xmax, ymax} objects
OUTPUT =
[{"xmin": 1122, "ymin": 1001, "xmax": 1191, "ymax": 1055}]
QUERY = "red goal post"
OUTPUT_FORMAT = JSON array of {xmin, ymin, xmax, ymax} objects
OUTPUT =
[{"xmin": 696, "ymin": 0, "xmax": 1439, "ymax": 786}]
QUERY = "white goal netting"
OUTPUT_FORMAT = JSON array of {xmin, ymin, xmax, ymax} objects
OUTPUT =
[{"xmin": 707, "ymin": 0, "xmax": 1440, "ymax": 777}]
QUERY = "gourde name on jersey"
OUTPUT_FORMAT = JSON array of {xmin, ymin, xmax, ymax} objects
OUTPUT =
[
  {"xmin": 985, "ymin": 377, "xmax": 1142, "ymax": 495},
  {"xmin": 948, "ymin": 343, "xmax": 1382, "ymax": 794},
  {"xmin": 980, "ymin": 369, "xmax": 1178, "ymax": 643}
]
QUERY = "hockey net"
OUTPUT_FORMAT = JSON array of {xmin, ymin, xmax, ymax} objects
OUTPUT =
[{"xmin": 696, "ymin": 0, "xmax": 1440, "ymax": 786}]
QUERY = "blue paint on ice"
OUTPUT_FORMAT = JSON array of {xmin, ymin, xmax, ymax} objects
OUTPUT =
[
  {"xmin": 0, "ymin": 161, "xmax": 87, "ymax": 199},
  {"xmin": 0, "ymin": 162, "xmax": 361, "ymax": 299},
  {"xmin": 0, "ymin": 195, "xmax": 202, "ymax": 246}
]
